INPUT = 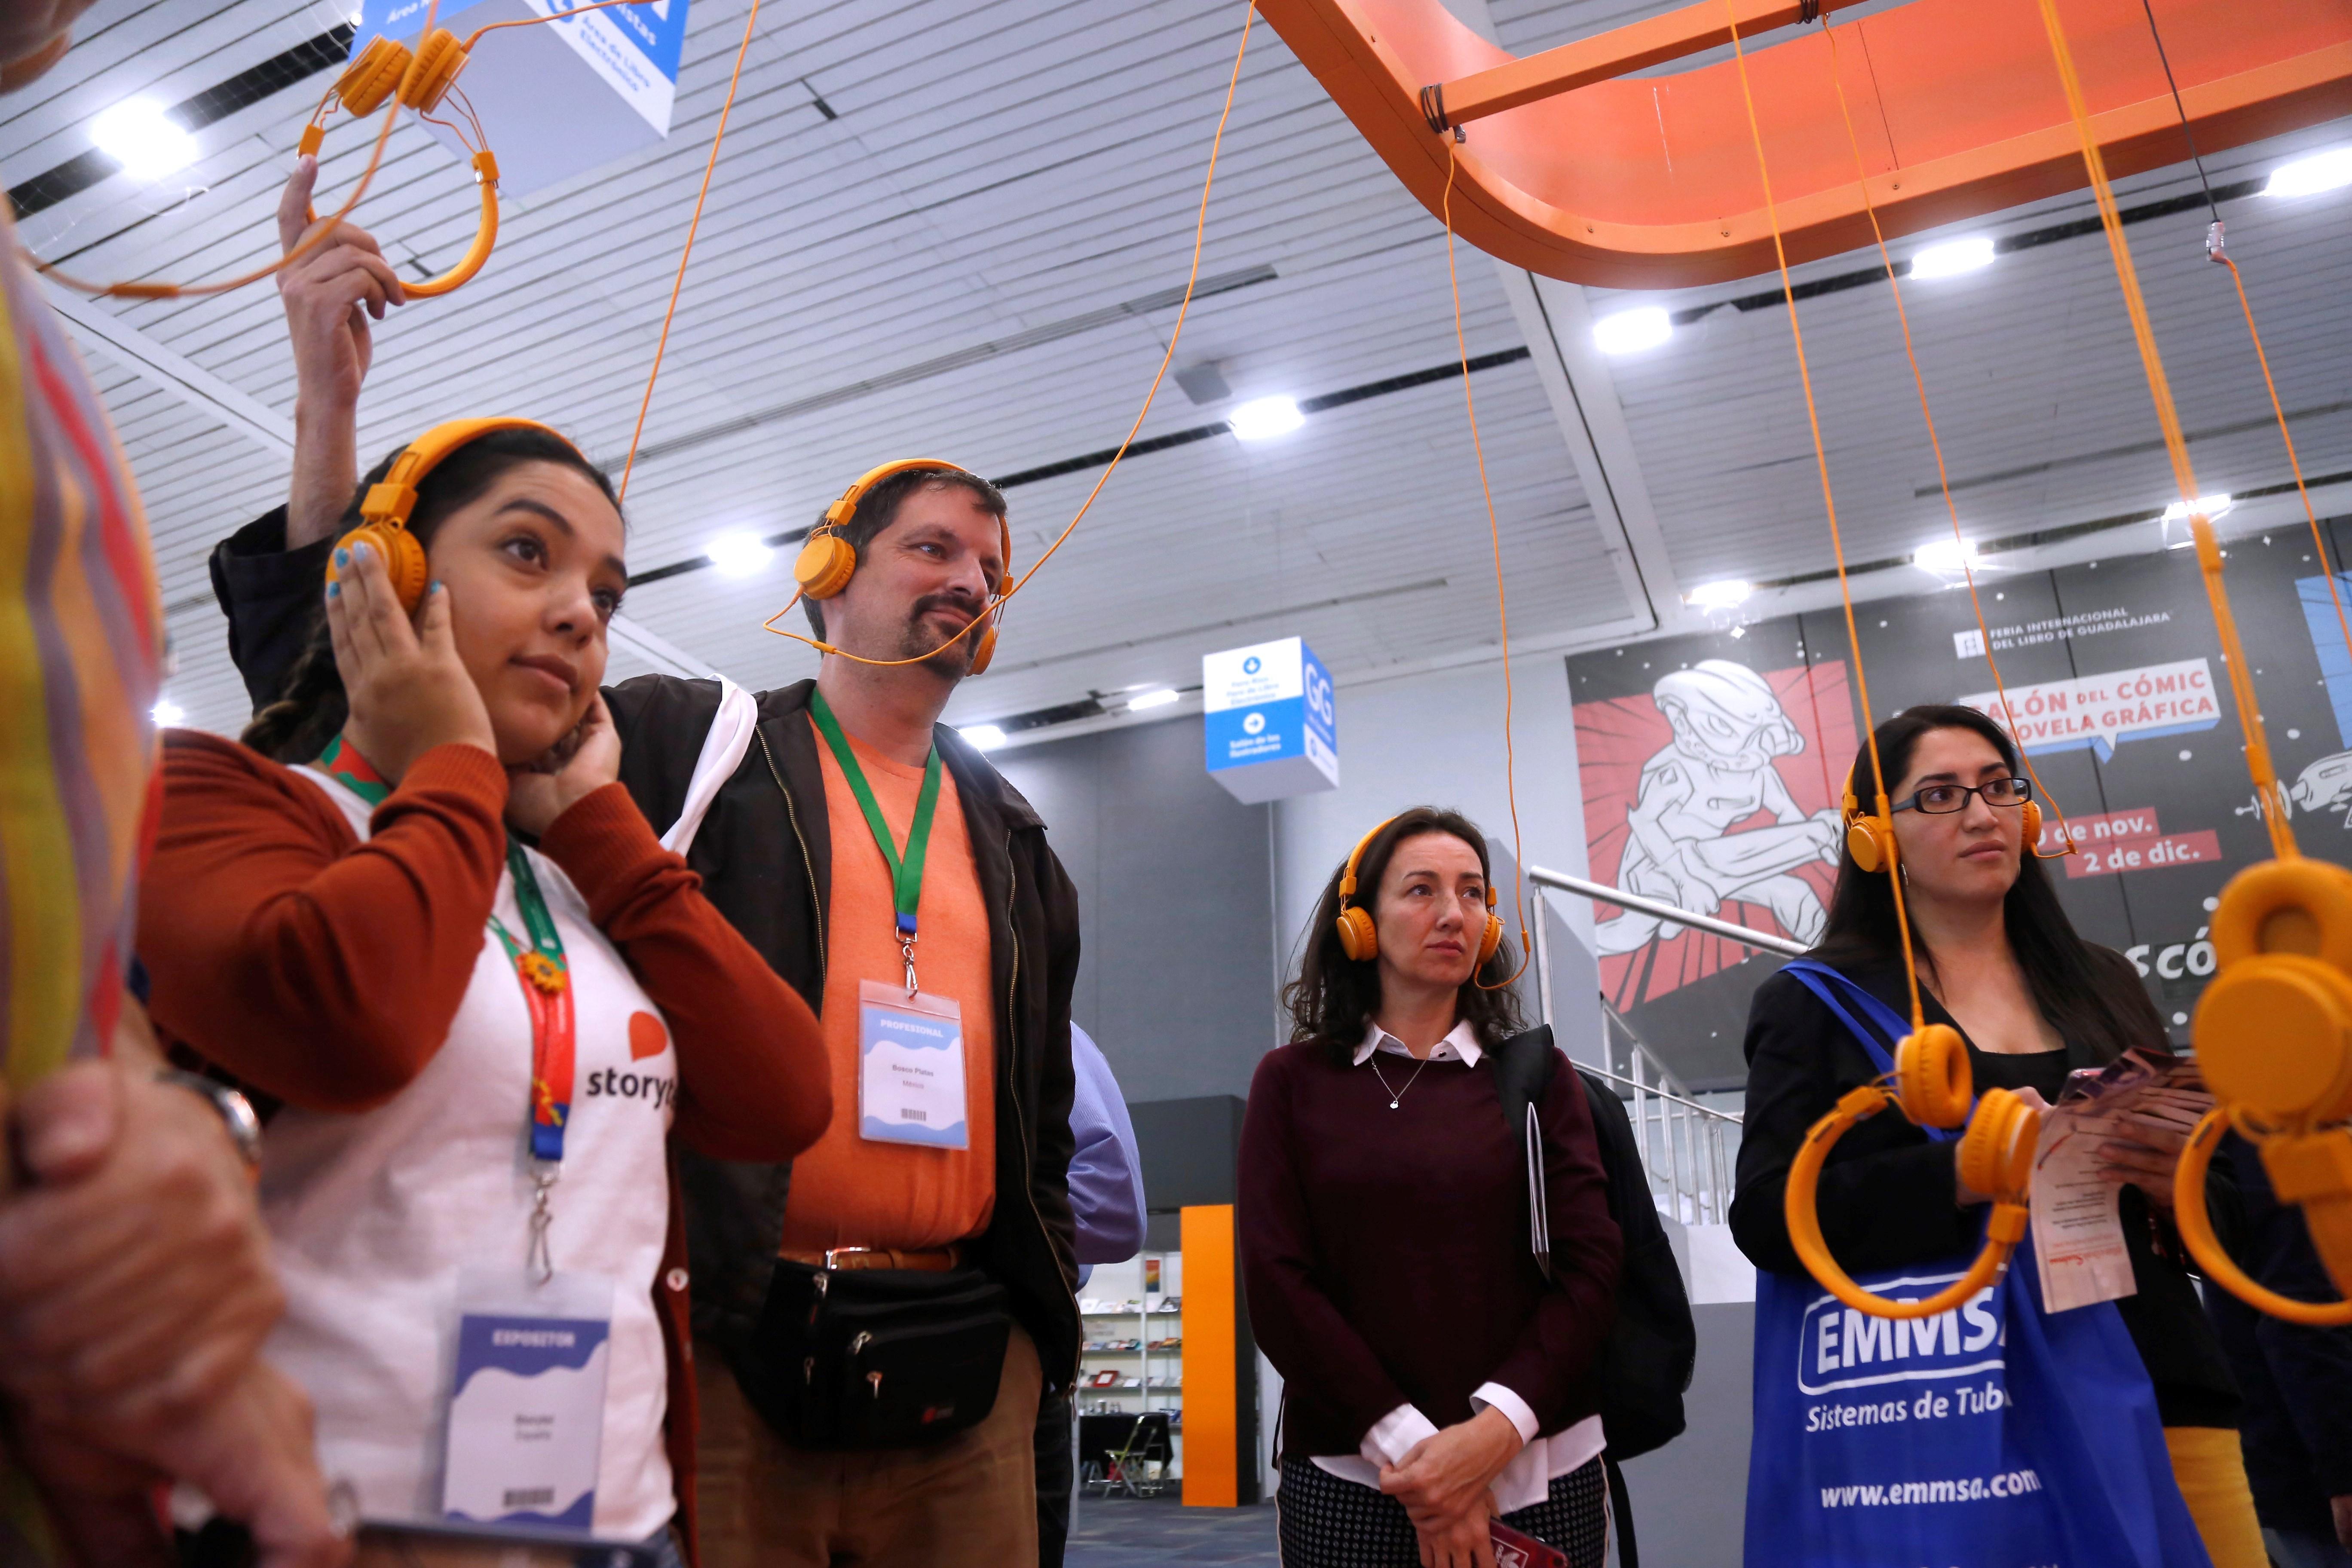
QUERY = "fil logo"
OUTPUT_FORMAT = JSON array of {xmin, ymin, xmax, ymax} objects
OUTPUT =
[
  {"xmin": 1798, "ymin": 1272, "xmax": 2006, "ymax": 1394},
  {"xmin": 1954, "ymin": 628, "xmax": 1986, "ymax": 659}
]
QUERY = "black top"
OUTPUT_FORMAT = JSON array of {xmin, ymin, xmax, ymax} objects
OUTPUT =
[
  {"xmin": 1730, "ymin": 953, "xmax": 2242, "ymax": 1429},
  {"xmin": 2210, "ymin": 1132, "xmax": 2352, "ymax": 1532},
  {"xmin": 207, "ymin": 508, "xmax": 1087, "ymax": 1387}
]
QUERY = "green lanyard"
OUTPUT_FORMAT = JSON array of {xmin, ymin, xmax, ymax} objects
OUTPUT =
[{"xmin": 809, "ymin": 689, "xmax": 943, "ymax": 994}]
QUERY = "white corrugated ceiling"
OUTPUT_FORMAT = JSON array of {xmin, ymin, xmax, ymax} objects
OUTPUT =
[{"xmin": 6, "ymin": 0, "xmax": 2348, "ymax": 736}]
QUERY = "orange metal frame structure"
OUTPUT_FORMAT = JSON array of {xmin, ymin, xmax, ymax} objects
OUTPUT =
[{"xmin": 1255, "ymin": 0, "xmax": 2352, "ymax": 287}]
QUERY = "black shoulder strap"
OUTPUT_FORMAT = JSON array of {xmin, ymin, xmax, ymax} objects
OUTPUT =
[{"xmin": 1492, "ymin": 1026, "xmax": 1558, "ymax": 1279}]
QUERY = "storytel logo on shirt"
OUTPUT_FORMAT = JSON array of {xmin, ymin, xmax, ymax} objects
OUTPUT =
[
  {"xmin": 582, "ymin": 1011, "xmax": 676, "ymax": 1112},
  {"xmin": 1797, "ymin": 1269, "xmax": 2009, "ymax": 1432}
]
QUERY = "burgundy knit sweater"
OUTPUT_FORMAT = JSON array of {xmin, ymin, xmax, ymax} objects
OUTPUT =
[{"xmin": 1239, "ymin": 1040, "xmax": 1623, "ymax": 1461}]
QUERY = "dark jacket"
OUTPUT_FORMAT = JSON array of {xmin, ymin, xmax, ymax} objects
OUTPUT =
[
  {"xmin": 1730, "ymin": 952, "xmax": 2242, "ymax": 1429},
  {"xmin": 2212, "ymin": 1132, "xmax": 2352, "ymax": 1534},
  {"xmin": 208, "ymin": 511, "xmax": 1085, "ymax": 1393}
]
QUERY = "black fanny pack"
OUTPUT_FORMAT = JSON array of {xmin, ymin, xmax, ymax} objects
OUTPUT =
[{"xmin": 744, "ymin": 1259, "xmax": 1012, "ymax": 1450}]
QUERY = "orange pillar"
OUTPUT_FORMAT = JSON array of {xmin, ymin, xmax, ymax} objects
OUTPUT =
[{"xmin": 1180, "ymin": 1204, "xmax": 1239, "ymax": 1507}]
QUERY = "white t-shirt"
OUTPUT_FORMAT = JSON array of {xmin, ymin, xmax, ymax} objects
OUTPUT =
[{"xmin": 258, "ymin": 768, "xmax": 677, "ymax": 1536}]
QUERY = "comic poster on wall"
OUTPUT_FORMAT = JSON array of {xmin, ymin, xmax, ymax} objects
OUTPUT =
[{"xmin": 1567, "ymin": 518, "xmax": 2352, "ymax": 1089}]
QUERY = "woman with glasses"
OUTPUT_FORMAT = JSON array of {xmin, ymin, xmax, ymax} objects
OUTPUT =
[{"xmin": 1730, "ymin": 703, "xmax": 2262, "ymax": 1567}]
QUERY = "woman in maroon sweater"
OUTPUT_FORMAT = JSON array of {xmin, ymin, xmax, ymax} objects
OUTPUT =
[{"xmin": 1241, "ymin": 808, "xmax": 1623, "ymax": 1568}]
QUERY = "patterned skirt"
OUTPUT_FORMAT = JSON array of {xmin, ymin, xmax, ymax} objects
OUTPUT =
[{"xmin": 1275, "ymin": 1454, "xmax": 1609, "ymax": 1568}]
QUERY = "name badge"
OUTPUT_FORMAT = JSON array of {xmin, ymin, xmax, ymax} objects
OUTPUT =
[
  {"xmin": 857, "ymin": 979, "xmax": 968, "ymax": 1149},
  {"xmin": 442, "ymin": 1269, "xmax": 614, "ymax": 1528}
]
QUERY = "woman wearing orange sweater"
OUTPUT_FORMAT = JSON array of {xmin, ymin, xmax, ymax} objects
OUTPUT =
[{"xmin": 139, "ymin": 423, "xmax": 832, "ymax": 1562}]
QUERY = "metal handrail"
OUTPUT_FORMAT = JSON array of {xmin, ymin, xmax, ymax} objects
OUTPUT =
[
  {"xmin": 1577, "ymin": 1058, "xmax": 1742, "ymax": 1124},
  {"xmin": 1526, "ymin": 864, "xmax": 1809, "ymax": 959}
]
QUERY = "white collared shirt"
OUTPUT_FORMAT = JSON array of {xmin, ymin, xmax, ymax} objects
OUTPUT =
[{"xmin": 1310, "ymin": 1017, "xmax": 1607, "ymax": 1510}]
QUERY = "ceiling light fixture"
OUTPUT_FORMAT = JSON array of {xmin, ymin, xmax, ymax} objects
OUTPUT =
[
  {"xmin": 1684, "ymin": 579, "xmax": 1752, "ymax": 611},
  {"xmin": 1908, "ymin": 236, "xmax": 1996, "ymax": 279},
  {"xmin": 1228, "ymin": 395, "xmax": 1304, "ymax": 442},
  {"xmin": 2266, "ymin": 147, "xmax": 2352, "ymax": 198},
  {"xmin": 1914, "ymin": 537, "xmax": 1981, "ymax": 573},
  {"xmin": 92, "ymin": 98, "xmax": 196, "ymax": 181},
  {"xmin": 152, "ymin": 698, "xmax": 185, "ymax": 727},
  {"xmin": 962, "ymin": 724, "xmax": 1008, "ymax": 750},
  {"xmin": 704, "ymin": 533, "xmax": 775, "ymax": 576},
  {"xmin": 1592, "ymin": 307, "xmax": 1672, "ymax": 356},
  {"xmin": 2162, "ymin": 493, "xmax": 2234, "ymax": 524},
  {"xmin": 1127, "ymin": 688, "xmax": 1179, "ymax": 711}
]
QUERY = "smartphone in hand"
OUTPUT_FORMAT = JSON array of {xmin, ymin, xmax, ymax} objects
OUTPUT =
[{"xmin": 1490, "ymin": 1520, "xmax": 1569, "ymax": 1568}]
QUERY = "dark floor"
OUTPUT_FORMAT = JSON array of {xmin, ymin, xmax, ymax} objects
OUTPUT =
[{"xmin": 1065, "ymin": 1492, "xmax": 1279, "ymax": 1567}]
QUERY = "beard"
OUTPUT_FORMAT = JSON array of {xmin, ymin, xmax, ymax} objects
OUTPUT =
[{"xmin": 897, "ymin": 595, "xmax": 986, "ymax": 677}]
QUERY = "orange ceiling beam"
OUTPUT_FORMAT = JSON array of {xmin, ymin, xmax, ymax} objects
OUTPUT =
[{"xmin": 1256, "ymin": 0, "xmax": 2352, "ymax": 287}]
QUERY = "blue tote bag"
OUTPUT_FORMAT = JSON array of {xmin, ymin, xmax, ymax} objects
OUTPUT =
[{"xmin": 1743, "ymin": 961, "xmax": 2210, "ymax": 1568}]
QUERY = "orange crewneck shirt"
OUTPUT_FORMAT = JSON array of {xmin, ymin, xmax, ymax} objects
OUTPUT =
[{"xmin": 779, "ymin": 718, "xmax": 996, "ymax": 1252}]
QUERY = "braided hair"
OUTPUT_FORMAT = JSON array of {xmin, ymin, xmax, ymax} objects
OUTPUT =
[{"xmin": 241, "ymin": 428, "xmax": 618, "ymax": 763}]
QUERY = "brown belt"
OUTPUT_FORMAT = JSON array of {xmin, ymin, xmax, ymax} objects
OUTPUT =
[{"xmin": 780, "ymin": 1244, "xmax": 962, "ymax": 1273}]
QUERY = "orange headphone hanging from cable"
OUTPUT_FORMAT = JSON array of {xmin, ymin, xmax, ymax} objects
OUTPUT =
[
  {"xmin": 325, "ymin": 417, "xmax": 579, "ymax": 613},
  {"xmin": 1332, "ymin": 817, "xmax": 1505, "ymax": 968},
  {"xmin": 779, "ymin": 459, "xmax": 1015, "ymax": 675}
]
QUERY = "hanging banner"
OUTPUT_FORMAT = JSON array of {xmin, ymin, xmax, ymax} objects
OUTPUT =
[{"xmin": 1203, "ymin": 637, "xmax": 1338, "ymax": 804}]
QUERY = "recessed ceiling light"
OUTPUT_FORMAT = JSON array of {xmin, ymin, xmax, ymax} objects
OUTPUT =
[
  {"xmin": 1127, "ymin": 688, "xmax": 1179, "ymax": 711},
  {"xmin": 1908, "ymin": 236, "xmax": 1996, "ymax": 279},
  {"xmin": 92, "ymin": 98, "xmax": 196, "ymax": 181},
  {"xmin": 1228, "ymin": 395, "xmax": 1304, "ymax": 442},
  {"xmin": 152, "ymin": 698, "xmax": 185, "ymax": 726},
  {"xmin": 962, "ymin": 723, "xmax": 1008, "ymax": 750},
  {"xmin": 1914, "ymin": 537, "xmax": 1981, "ymax": 573},
  {"xmin": 705, "ymin": 533, "xmax": 775, "ymax": 576},
  {"xmin": 1593, "ymin": 307, "xmax": 1672, "ymax": 356},
  {"xmin": 2266, "ymin": 147, "xmax": 2352, "ymax": 198},
  {"xmin": 1684, "ymin": 579, "xmax": 1752, "ymax": 610},
  {"xmin": 2162, "ymin": 493, "xmax": 2233, "ymax": 523}
]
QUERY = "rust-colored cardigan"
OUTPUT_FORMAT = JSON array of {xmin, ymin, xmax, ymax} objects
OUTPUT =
[{"xmin": 141, "ymin": 732, "xmax": 835, "ymax": 1560}]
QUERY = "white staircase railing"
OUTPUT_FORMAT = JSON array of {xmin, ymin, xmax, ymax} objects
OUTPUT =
[{"xmin": 1524, "ymin": 867, "xmax": 1783, "ymax": 1228}]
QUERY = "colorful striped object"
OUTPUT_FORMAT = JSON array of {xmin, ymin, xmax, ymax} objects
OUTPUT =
[{"xmin": 0, "ymin": 207, "xmax": 165, "ymax": 1091}]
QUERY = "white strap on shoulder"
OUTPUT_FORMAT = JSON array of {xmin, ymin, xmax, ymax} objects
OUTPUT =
[{"xmin": 660, "ymin": 675, "xmax": 759, "ymax": 858}]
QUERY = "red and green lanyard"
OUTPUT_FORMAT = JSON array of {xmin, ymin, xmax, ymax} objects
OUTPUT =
[
  {"xmin": 809, "ymin": 690, "xmax": 942, "ymax": 994},
  {"xmin": 322, "ymin": 735, "xmax": 576, "ymax": 1271}
]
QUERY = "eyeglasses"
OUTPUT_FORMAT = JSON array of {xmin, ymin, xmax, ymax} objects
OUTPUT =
[{"xmin": 1890, "ymin": 777, "xmax": 2033, "ymax": 815}]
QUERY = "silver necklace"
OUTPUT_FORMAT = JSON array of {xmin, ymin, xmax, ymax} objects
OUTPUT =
[{"xmin": 1368, "ymin": 1052, "xmax": 1431, "ymax": 1110}]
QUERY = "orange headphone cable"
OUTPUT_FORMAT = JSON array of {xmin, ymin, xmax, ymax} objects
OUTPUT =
[
  {"xmin": 759, "ymin": 0, "xmax": 1259, "ymax": 668},
  {"xmin": 1439, "ymin": 143, "xmax": 1533, "ymax": 992},
  {"xmin": 2127, "ymin": 0, "xmax": 2352, "ymax": 691},
  {"xmin": 459, "ymin": 0, "xmax": 671, "ymax": 55},
  {"xmin": 26, "ymin": 0, "xmax": 444, "ymax": 301},
  {"xmin": 1722, "ymin": 0, "xmax": 1924, "ymax": 1031},
  {"xmin": 618, "ymin": 0, "xmax": 764, "ymax": 503},
  {"xmin": 1819, "ymin": 18, "xmax": 2077, "ymax": 859},
  {"xmin": 2032, "ymin": 0, "xmax": 2296, "ymax": 860}
]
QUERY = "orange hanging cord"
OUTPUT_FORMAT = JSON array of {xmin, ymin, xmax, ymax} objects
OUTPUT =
[
  {"xmin": 1438, "ymin": 143, "xmax": 1533, "ymax": 992},
  {"xmin": 1818, "ymin": 18, "xmax": 2079, "ymax": 864},
  {"xmin": 758, "ymin": 0, "xmax": 1260, "ymax": 669},
  {"xmin": 2031, "ymin": 0, "xmax": 2296, "ymax": 861},
  {"xmin": 619, "ymin": 0, "xmax": 764, "ymax": 503},
  {"xmin": 1722, "ymin": 0, "xmax": 2036, "ymax": 1316}
]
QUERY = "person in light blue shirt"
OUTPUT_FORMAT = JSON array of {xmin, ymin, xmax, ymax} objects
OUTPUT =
[
  {"xmin": 1040, "ymin": 1023, "xmax": 1145, "ymax": 1565},
  {"xmin": 1069, "ymin": 1024, "xmax": 1146, "ymax": 1283}
]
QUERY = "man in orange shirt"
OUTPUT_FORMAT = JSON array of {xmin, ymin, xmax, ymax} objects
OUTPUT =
[{"xmin": 210, "ymin": 217, "xmax": 1082, "ymax": 1564}]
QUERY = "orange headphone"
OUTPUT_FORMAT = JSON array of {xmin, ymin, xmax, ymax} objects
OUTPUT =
[
  {"xmin": 295, "ymin": 31, "xmax": 500, "ymax": 299},
  {"xmin": 793, "ymin": 459, "xmax": 1014, "ymax": 675},
  {"xmin": 326, "ymin": 417, "xmax": 577, "ymax": 613},
  {"xmin": 1332, "ymin": 817, "xmax": 1506, "ymax": 967},
  {"xmin": 1839, "ymin": 764, "xmax": 2043, "ymax": 872}
]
